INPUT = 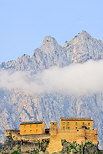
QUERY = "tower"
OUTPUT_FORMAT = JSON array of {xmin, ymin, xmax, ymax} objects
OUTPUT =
[{"xmin": 50, "ymin": 122, "xmax": 58, "ymax": 136}]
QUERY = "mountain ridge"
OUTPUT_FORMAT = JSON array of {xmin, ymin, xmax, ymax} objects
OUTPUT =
[
  {"xmin": 0, "ymin": 31, "xmax": 103, "ymax": 149},
  {"xmin": 1, "ymin": 30, "xmax": 103, "ymax": 69}
]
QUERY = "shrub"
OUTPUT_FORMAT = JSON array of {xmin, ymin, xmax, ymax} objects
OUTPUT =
[{"xmin": 11, "ymin": 150, "xmax": 20, "ymax": 154}]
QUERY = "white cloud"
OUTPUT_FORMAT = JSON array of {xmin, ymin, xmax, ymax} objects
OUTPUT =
[{"xmin": 0, "ymin": 60, "xmax": 103, "ymax": 96}]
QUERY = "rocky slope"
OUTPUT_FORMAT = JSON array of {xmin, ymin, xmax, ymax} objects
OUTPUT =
[
  {"xmin": 0, "ymin": 138, "xmax": 99, "ymax": 153},
  {"xmin": 0, "ymin": 31, "xmax": 103, "ymax": 149}
]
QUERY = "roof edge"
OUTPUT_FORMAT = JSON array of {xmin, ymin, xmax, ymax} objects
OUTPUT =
[
  {"xmin": 60, "ymin": 117, "xmax": 93, "ymax": 121},
  {"xmin": 20, "ymin": 121, "xmax": 44, "ymax": 125}
]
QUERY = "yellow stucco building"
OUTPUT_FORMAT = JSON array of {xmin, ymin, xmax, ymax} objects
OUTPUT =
[
  {"xmin": 60, "ymin": 117, "xmax": 93, "ymax": 130},
  {"xmin": 20, "ymin": 121, "xmax": 46, "ymax": 135}
]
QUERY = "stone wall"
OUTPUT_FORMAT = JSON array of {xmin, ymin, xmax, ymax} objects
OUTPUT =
[
  {"xmin": 46, "ymin": 128, "xmax": 98, "ymax": 153},
  {"xmin": 5, "ymin": 128, "xmax": 98, "ymax": 153},
  {"xmin": 5, "ymin": 130, "xmax": 50, "ymax": 142}
]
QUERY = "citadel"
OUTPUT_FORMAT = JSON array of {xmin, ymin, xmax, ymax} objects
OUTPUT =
[{"xmin": 5, "ymin": 117, "xmax": 98, "ymax": 153}]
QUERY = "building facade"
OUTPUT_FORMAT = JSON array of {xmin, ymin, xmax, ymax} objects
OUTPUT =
[
  {"xmin": 60, "ymin": 117, "xmax": 93, "ymax": 130},
  {"xmin": 20, "ymin": 121, "xmax": 46, "ymax": 135}
]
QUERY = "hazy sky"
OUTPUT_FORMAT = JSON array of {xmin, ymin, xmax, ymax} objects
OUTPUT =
[{"xmin": 0, "ymin": 0, "xmax": 103, "ymax": 63}]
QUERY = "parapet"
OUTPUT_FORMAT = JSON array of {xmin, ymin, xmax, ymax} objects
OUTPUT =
[{"xmin": 5, "ymin": 130, "xmax": 20, "ymax": 137}]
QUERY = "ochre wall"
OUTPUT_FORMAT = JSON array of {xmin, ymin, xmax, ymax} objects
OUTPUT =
[
  {"xmin": 6, "ymin": 130, "xmax": 50, "ymax": 142},
  {"xmin": 50, "ymin": 122, "xmax": 58, "ymax": 136},
  {"xmin": 5, "ymin": 128, "xmax": 98, "ymax": 153},
  {"xmin": 60, "ymin": 120, "xmax": 93, "ymax": 130},
  {"xmin": 20, "ymin": 122, "xmax": 46, "ymax": 135},
  {"xmin": 47, "ymin": 129, "xmax": 98, "ymax": 153},
  {"xmin": 5, "ymin": 130, "xmax": 20, "ymax": 137}
]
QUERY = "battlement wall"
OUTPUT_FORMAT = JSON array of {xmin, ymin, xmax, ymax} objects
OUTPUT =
[{"xmin": 5, "ymin": 130, "xmax": 20, "ymax": 137}]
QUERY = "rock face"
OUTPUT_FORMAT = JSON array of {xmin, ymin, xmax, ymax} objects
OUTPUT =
[
  {"xmin": 64, "ymin": 31, "xmax": 103, "ymax": 63},
  {"xmin": 0, "ymin": 139, "xmax": 99, "ymax": 154},
  {"xmin": 0, "ymin": 31, "xmax": 103, "ymax": 149}
]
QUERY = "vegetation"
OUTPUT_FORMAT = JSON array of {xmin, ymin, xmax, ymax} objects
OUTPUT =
[
  {"xmin": 40, "ymin": 139, "xmax": 49, "ymax": 152},
  {"xmin": 61, "ymin": 139, "xmax": 99, "ymax": 154},
  {"xmin": 11, "ymin": 151, "xmax": 20, "ymax": 154}
]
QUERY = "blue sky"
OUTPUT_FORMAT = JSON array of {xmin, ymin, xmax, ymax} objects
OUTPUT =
[{"xmin": 0, "ymin": 0, "xmax": 103, "ymax": 63}]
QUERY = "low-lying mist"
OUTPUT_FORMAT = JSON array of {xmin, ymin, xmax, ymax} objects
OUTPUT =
[{"xmin": 0, "ymin": 60, "xmax": 103, "ymax": 96}]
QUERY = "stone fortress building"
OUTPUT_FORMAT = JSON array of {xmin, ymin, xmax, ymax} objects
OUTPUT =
[{"xmin": 5, "ymin": 117, "xmax": 98, "ymax": 153}]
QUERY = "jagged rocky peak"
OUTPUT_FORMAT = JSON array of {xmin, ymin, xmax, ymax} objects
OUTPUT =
[
  {"xmin": 42, "ymin": 36, "xmax": 58, "ymax": 45},
  {"xmin": 16, "ymin": 54, "xmax": 30, "ymax": 61},
  {"xmin": 63, "ymin": 31, "xmax": 91, "ymax": 47},
  {"xmin": 40, "ymin": 35, "xmax": 60, "ymax": 53},
  {"xmin": 77, "ymin": 30, "xmax": 91, "ymax": 40},
  {"xmin": 63, "ymin": 31, "xmax": 103, "ymax": 63}
]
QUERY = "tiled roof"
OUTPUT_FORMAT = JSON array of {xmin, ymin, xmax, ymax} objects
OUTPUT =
[
  {"xmin": 20, "ymin": 121, "xmax": 44, "ymax": 125},
  {"xmin": 60, "ymin": 117, "xmax": 92, "ymax": 121}
]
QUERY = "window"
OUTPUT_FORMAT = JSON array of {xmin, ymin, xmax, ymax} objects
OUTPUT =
[
  {"xmin": 36, "ymin": 129, "xmax": 38, "ymax": 133},
  {"xmin": 30, "ymin": 125, "xmax": 32, "ymax": 128},
  {"xmin": 88, "ymin": 123, "xmax": 90, "ymax": 126},
  {"xmin": 68, "ymin": 127, "xmax": 70, "ymax": 130},
  {"xmin": 62, "ymin": 127, "xmax": 65, "ymax": 130},
  {"xmin": 68, "ymin": 122, "xmax": 70, "ymax": 125},
  {"xmin": 76, "ymin": 122, "xmax": 78, "ymax": 125},
  {"xmin": 88, "ymin": 127, "xmax": 90, "ymax": 130},
  {"xmin": 82, "ymin": 122, "xmax": 85, "ymax": 125},
  {"xmin": 30, "ymin": 130, "xmax": 32, "ymax": 133},
  {"xmin": 24, "ymin": 125, "xmax": 26, "ymax": 128},
  {"xmin": 24, "ymin": 130, "xmax": 26, "ymax": 133},
  {"xmin": 76, "ymin": 127, "xmax": 78, "ymax": 130},
  {"xmin": 62, "ymin": 122, "xmax": 65, "ymax": 125}
]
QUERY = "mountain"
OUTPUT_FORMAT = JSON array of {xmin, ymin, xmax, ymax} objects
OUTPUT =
[{"xmin": 0, "ymin": 31, "xmax": 103, "ymax": 149}]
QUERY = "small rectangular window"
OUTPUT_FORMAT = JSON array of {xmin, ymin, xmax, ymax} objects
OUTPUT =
[
  {"xmin": 30, "ymin": 125, "xmax": 32, "ymax": 128},
  {"xmin": 88, "ymin": 123, "xmax": 90, "ymax": 126},
  {"xmin": 24, "ymin": 130, "xmax": 26, "ymax": 133},
  {"xmin": 62, "ymin": 122, "xmax": 65, "ymax": 125},
  {"xmin": 68, "ymin": 127, "xmax": 70, "ymax": 130},
  {"xmin": 30, "ymin": 130, "xmax": 32, "ymax": 133},
  {"xmin": 76, "ymin": 127, "xmax": 78, "ymax": 130},
  {"xmin": 88, "ymin": 127, "xmax": 90, "ymax": 130},
  {"xmin": 82, "ymin": 122, "xmax": 85, "ymax": 125},
  {"xmin": 68, "ymin": 122, "xmax": 70, "ymax": 125},
  {"xmin": 36, "ymin": 129, "xmax": 38, "ymax": 132},
  {"xmin": 62, "ymin": 127, "xmax": 65, "ymax": 130},
  {"xmin": 75, "ymin": 122, "xmax": 78, "ymax": 125},
  {"xmin": 24, "ymin": 125, "xmax": 26, "ymax": 128}
]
